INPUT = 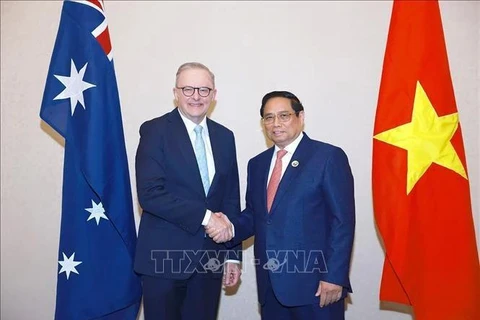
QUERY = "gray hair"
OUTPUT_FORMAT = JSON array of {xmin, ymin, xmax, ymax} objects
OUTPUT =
[{"xmin": 175, "ymin": 62, "xmax": 215, "ymax": 88}]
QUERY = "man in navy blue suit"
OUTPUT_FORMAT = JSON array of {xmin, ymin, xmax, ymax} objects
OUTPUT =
[
  {"xmin": 134, "ymin": 62, "xmax": 242, "ymax": 320},
  {"xmin": 207, "ymin": 91, "xmax": 355, "ymax": 319}
]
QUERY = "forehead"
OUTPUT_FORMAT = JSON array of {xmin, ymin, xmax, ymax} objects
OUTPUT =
[
  {"xmin": 177, "ymin": 68, "xmax": 213, "ymax": 87},
  {"xmin": 264, "ymin": 97, "xmax": 293, "ymax": 113}
]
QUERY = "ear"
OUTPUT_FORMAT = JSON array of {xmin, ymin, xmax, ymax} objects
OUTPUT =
[
  {"xmin": 211, "ymin": 88, "xmax": 218, "ymax": 101},
  {"xmin": 173, "ymin": 87, "xmax": 179, "ymax": 102},
  {"xmin": 299, "ymin": 110, "xmax": 305, "ymax": 124}
]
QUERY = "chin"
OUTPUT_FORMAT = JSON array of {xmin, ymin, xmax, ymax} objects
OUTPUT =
[
  {"xmin": 190, "ymin": 109, "xmax": 207, "ymax": 116},
  {"xmin": 188, "ymin": 110, "xmax": 205, "ymax": 117},
  {"xmin": 271, "ymin": 140, "xmax": 284, "ymax": 147}
]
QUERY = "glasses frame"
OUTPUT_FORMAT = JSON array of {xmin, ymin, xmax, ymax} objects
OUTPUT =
[
  {"xmin": 262, "ymin": 111, "xmax": 299, "ymax": 125},
  {"xmin": 176, "ymin": 86, "xmax": 213, "ymax": 97}
]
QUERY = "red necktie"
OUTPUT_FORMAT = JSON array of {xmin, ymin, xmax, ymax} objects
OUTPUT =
[{"xmin": 266, "ymin": 149, "xmax": 287, "ymax": 212}]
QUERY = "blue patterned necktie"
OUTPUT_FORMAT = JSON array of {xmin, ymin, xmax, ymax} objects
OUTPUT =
[{"xmin": 194, "ymin": 125, "xmax": 210, "ymax": 195}]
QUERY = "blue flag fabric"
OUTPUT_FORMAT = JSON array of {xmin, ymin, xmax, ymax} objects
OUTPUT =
[{"xmin": 40, "ymin": 1, "xmax": 142, "ymax": 319}]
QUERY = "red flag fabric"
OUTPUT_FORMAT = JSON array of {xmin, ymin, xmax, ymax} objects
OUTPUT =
[{"xmin": 372, "ymin": 1, "xmax": 480, "ymax": 319}]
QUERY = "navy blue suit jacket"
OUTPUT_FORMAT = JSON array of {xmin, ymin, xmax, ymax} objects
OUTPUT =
[
  {"xmin": 134, "ymin": 108, "xmax": 241, "ymax": 279},
  {"xmin": 232, "ymin": 134, "xmax": 355, "ymax": 307}
]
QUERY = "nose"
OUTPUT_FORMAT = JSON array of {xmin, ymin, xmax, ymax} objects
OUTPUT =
[
  {"xmin": 191, "ymin": 89, "xmax": 201, "ymax": 99},
  {"xmin": 272, "ymin": 115, "xmax": 282, "ymax": 126}
]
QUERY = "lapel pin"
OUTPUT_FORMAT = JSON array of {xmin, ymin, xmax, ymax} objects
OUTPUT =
[{"xmin": 291, "ymin": 160, "xmax": 299, "ymax": 167}]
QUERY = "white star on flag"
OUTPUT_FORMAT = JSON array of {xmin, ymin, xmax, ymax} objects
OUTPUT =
[
  {"xmin": 58, "ymin": 252, "xmax": 82, "ymax": 280},
  {"xmin": 53, "ymin": 59, "xmax": 96, "ymax": 115},
  {"xmin": 85, "ymin": 200, "xmax": 109, "ymax": 225}
]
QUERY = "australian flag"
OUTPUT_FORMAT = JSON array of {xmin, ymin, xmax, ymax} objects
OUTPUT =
[{"xmin": 40, "ymin": 1, "xmax": 142, "ymax": 319}]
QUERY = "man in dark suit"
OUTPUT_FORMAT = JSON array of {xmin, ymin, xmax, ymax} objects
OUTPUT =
[
  {"xmin": 134, "ymin": 62, "xmax": 241, "ymax": 320},
  {"xmin": 207, "ymin": 91, "xmax": 355, "ymax": 319}
]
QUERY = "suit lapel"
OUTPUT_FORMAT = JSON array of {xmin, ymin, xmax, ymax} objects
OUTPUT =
[
  {"xmin": 269, "ymin": 135, "xmax": 314, "ymax": 214},
  {"xmin": 168, "ymin": 109, "xmax": 205, "ymax": 198}
]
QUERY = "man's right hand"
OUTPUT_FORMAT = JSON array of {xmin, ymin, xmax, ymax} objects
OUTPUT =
[{"xmin": 205, "ymin": 212, "xmax": 233, "ymax": 243}]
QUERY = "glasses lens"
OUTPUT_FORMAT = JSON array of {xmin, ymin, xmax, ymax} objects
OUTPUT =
[
  {"xmin": 279, "ymin": 113, "xmax": 291, "ymax": 122},
  {"xmin": 198, "ymin": 87, "xmax": 211, "ymax": 97},
  {"xmin": 263, "ymin": 115, "xmax": 274, "ymax": 124},
  {"xmin": 182, "ymin": 87, "xmax": 194, "ymax": 96}
]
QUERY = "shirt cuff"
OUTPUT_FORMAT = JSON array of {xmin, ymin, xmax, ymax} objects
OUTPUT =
[
  {"xmin": 225, "ymin": 259, "xmax": 241, "ymax": 264},
  {"xmin": 201, "ymin": 210, "xmax": 212, "ymax": 226}
]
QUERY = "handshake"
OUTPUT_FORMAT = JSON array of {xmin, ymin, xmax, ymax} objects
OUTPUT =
[{"xmin": 205, "ymin": 212, "xmax": 234, "ymax": 243}]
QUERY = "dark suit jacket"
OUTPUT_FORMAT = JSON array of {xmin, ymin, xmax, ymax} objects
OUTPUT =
[
  {"xmin": 232, "ymin": 134, "xmax": 355, "ymax": 307},
  {"xmin": 134, "ymin": 108, "xmax": 241, "ymax": 279}
]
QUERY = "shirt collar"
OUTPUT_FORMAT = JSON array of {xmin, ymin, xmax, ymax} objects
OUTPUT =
[{"xmin": 178, "ymin": 109, "xmax": 208, "ymax": 135}]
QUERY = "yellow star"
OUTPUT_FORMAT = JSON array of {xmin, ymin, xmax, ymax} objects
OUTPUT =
[{"xmin": 374, "ymin": 81, "xmax": 467, "ymax": 194}]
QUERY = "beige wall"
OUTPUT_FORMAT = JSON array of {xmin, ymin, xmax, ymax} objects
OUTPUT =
[{"xmin": 1, "ymin": 1, "xmax": 478, "ymax": 319}]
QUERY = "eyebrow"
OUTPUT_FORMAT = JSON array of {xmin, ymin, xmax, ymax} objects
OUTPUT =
[{"xmin": 264, "ymin": 111, "xmax": 291, "ymax": 115}]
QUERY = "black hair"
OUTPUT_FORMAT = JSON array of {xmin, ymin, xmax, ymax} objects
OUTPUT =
[{"xmin": 260, "ymin": 91, "xmax": 304, "ymax": 117}]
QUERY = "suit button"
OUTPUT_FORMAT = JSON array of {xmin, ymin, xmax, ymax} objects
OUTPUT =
[{"xmin": 266, "ymin": 219, "xmax": 272, "ymax": 225}]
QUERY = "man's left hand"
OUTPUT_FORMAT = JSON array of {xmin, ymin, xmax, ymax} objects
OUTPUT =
[
  {"xmin": 223, "ymin": 262, "xmax": 241, "ymax": 287},
  {"xmin": 315, "ymin": 281, "xmax": 342, "ymax": 307}
]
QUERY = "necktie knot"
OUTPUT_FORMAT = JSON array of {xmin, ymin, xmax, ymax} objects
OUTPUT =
[
  {"xmin": 194, "ymin": 125, "xmax": 203, "ymax": 135},
  {"xmin": 277, "ymin": 149, "xmax": 287, "ymax": 160}
]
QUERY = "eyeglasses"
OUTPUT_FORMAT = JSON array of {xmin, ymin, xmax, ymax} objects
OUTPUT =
[
  {"xmin": 262, "ymin": 112, "xmax": 298, "ymax": 125},
  {"xmin": 176, "ymin": 86, "xmax": 213, "ymax": 97}
]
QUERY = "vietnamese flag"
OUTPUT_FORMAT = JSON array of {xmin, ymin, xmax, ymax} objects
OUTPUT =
[{"xmin": 372, "ymin": 1, "xmax": 480, "ymax": 319}]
